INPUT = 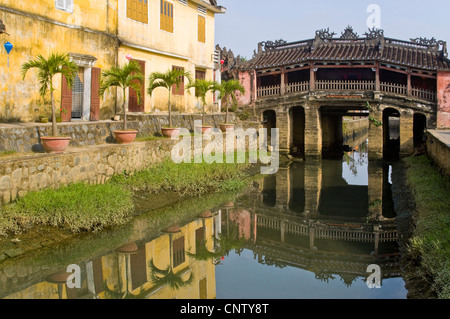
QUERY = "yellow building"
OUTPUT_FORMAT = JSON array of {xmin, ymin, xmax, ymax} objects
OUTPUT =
[
  {"xmin": 0, "ymin": 0, "xmax": 119, "ymax": 122},
  {"xmin": 117, "ymin": 0, "xmax": 225, "ymax": 114},
  {"xmin": 0, "ymin": 0, "xmax": 225, "ymax": 122}
]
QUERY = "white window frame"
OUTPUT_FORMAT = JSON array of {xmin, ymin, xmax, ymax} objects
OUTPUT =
[{"xmin": 55, "ymin": 0, "xmax": 74, "ymax": 13}]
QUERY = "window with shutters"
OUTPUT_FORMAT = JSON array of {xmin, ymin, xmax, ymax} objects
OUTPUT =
[
  {"xmin": 127, "ymin": 0, "xmax": 149, "ymax": 24},
  {"xmin": 172, "ymin": 236, "xmax": 185, "ymax": 268},
  {"xmin": 55, "ymin": 0, "xmax": 73, "ymax": 13},
  {"xmin": 172, "ymin": 66, "xmax": 185, "ymax": 95},
  {"xmin": 195, "ymin": 69, "xmax": 206, "ymax": 80},
  {"xmin": 160, "ymin": 0, "xmax": 174, "ymax": 33},
  {"xmin": 198, "ymin": 15, "xmax": 205, "ymax": 43}
]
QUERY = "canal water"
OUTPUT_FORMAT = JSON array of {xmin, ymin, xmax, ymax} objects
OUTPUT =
[{"xmin": 0, "ymin": 136, "xmax": 408, "ymax": 299}]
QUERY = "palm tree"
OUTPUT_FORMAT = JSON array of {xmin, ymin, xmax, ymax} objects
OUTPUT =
[
  {"xmin": 21, "ymin": 52, "xmax": 78, "ymax": 136},
  {"xmin": 214, "ymin": 79, "xmax": 245, "ymax": 124},
  {"xmin": 186, "ymin": 79, "xmax": 216, "ymax": 123},
  {"xmin": 99, "ymin": 60, "xmax": 144, "ymax": 131},
  {"xmin": 147, "ymin": 69, "xmax": 192, "ymax": 128}
]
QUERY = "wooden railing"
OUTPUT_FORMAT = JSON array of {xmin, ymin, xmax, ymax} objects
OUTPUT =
[
  {"xmin": 411, "ymin": 87, "xmax": 437, "ymax": 101},
  {"xmin": 380, "ymin": 82, "xmax": 407, "ymax": 95},
  {"xmin": 316, "ymin": 80, "xmax": 375, "ymax": 91},
  {"xmin": 257, "ymin": 85, "xmax": 281, "ymax": 98},
  {"xmin": 285, "ymin": 81, "xmax": 309, "ymax": 94},
  {"xmin": 257, "ymin": 80, "xmax": 437, "ymax": 102},
  {"xmin": 256, "ymin": 215, "xmax": 398, "ymax": 243}
]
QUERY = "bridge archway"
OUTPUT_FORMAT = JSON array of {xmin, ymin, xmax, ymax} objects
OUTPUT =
[
  {"xmin": 383, "ymin": 108, "xmax": 401, "ymax": 160},
  {"xmin": 262, "ymin": 110, "xmax": 277, "ymax": 140},
  {"xmin": 289, "ymin": 106, "xmax": 305, "ymax": 158},
  {"xmin": 413, "ymin": 113, "xmax": 427, "ymax": 149}
]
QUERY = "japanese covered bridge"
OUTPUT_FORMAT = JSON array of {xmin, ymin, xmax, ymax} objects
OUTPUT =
[{"xmin": 225, "ymin": 27, "xmax": 450, "ymax": 160}]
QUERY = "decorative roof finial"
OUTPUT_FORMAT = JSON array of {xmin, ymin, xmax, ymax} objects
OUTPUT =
[
  {"xmin": 316, "ymin": 28, "xmax": 336, "ymax": 40},
  {"xmin": 364, "ymin": 27, "xmax": 384, "ymax": 40},
  {"xmin": 340, "ymin": 26, "xmax": 359, "ymax": 40}
]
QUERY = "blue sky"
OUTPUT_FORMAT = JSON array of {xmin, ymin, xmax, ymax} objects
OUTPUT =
[{"xmin": 215, "ymin": 0, "xmax": 450, "ymax": 59}]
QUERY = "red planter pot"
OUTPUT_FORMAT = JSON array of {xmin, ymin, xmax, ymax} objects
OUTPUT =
[
  {"xmin": 195, "ymin": 125, "xmax": 213, "ymax": 134},
  {"xmin": 114, "ymin": 130, "xmax": 138, "ymax": 144},
  {"xmin": 161, "ymin": 127, "xmax": 180, "ymax": 138},
  {"xmin": 40, "ymin": 136, "xmax": 71, "ymax": 153},
  {"xmin": 219, "ymin": 123, "xmax": 235, "ymax": 132}
]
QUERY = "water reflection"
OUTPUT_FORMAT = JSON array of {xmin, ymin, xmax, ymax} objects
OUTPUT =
[{"xmin": 0, "ymin": 137, "xmax": 406, "ymax": 299}]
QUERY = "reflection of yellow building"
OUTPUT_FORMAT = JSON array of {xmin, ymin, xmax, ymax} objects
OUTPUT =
[
  {"xmin": 0, "ymin": 0, "xmax": 225, "ymax": 122},
  {"xmin": 3, "ymin": 216, "xmax": 216, "ymax": 299}
]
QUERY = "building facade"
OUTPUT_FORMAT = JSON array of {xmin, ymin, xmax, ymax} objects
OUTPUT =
[
  {"xmin": 0, "ymin": 0, "xmax": 224, "ymax": 123},
  {"xmin": 117, "ymin": 0, "xmax": 225, "ymax": 114}
]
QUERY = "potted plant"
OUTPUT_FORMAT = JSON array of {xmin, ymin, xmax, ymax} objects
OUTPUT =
[
  {"xmin": 147, "ymin": 69, "xmax": 192, "ymax": 138},
  {"xmin": 213, "ymin": 79, "xmax": 245, "ymax": 132},
  {"xmin": 186, "ymin": 79, "xmax": 216, "ymax": 133},
  {"xmin": 100, "ymin": 60, "xmax": 144, "ymax": 144},
  {"xmin": 21, "ymin": 52, "xmax": 78, "ymax": 153}
]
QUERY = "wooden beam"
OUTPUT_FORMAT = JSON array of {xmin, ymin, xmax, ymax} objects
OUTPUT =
[{"xmin": 310, "ymin": 63, "xmax": 316, "ymax": 91}]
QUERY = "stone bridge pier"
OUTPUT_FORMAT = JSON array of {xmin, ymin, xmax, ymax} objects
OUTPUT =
[{"xmin": 258, "ymin": 95, "xmax": 433, "ymax": 161}]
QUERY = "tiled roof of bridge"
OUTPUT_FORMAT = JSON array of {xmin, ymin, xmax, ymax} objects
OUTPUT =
[{"xmin": 243, "ymin": 27, "xmax": 450, "ymax": 72}]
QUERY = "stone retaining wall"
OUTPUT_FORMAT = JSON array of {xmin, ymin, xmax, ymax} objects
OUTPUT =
[
  {"xmin": 426, "ymin": 130, "xmax": 450, "ymax": 177},
  {"xmin": 0, "ymin": 139, "xmax": 178, "ymax": 205},
  {"xmin": 0, "ymin": 113, "xmax": 234, "ymax": 153},
  {"xmin": 343, "ymin": 118, "xmax": 369, "ymax": 142},
  {"xmin": 0, "ymin": 124, "xmax": 261, "ymax": 206}
]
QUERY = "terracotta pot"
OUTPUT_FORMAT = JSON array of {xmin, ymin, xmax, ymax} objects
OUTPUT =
[
  {"xmin": 195, "ymin": 125, "xmax": 213, "ymax": 134},
  {"xmin": 115, "ymin": 242, "xmax": 139, "ymax": 254},
  {"xmin": 161, "ymin": 127, "xmax": 180, "ymax": 138},
  {"xmin": 46, "ymin": 269, "xmax": 71, "ymax": 284},
  {"xmin": 114, "ymin": 130, "xmax": 138, "ymax": 144},
  {"xmin": 163, "ymin": 225, "xmax": 181, "ymax": 233},
  {"xmin": 219, "ymin": 123, "xmax": 235, "ymax": 132},
  {"xmin": 40, "ymin": 136, "xmax": 71, "ymax": 153}
]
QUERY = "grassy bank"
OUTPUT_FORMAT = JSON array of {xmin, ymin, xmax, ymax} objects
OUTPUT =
[
  {"xmin": 404, "ymin": 155, "xmax": 450, "ymax": 299},
  {"xmin": 0, "ymin": 155, "xmax": 255, "ymax": 237}
]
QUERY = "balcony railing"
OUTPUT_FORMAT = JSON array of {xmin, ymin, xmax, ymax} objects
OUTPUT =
[
  {"xmin": 316, "ymin": 80, "xmax": 375, "ymax": 91},
  {"xmin": 257, "ymin": 80, "xmax": 437, "ymax": 102}
]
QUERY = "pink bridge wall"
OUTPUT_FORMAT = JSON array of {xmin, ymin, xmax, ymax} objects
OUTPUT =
[
  {"xmin": 437, "ymin": 71, "xmax": 450, "ymax": 129},
  {"xmin": 236, "ymin": 70, "xmax": 256, "ymax": 106}
]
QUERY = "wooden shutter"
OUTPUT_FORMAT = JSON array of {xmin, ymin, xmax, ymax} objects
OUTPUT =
[
  {"xmin": 61, "ymin": 74, "xmax": 72, "ymax": 122},
  {"xmin": 195, "ymin": 70, "xmax": 206, "ymax": 80},
  {"xmin": 127, "ymin": 0, "xmax": 148, "ymax": 23},
  {"xmin": 128, "ymin": 59, "xmax": 145, "ymax": 112},
  {"xmin": 172, "ymin": 66, "xmax": 185, "ymax": 95},
  {"xmin": 92, "ymin": 258, "xmax": 104, "ymax": 294},
  {"xmin": 130, "ymin": 246, "xmax": 147, "ymax": 290},
  {"xmin": 172, "ymin": 236, "xmax": 185, "ymax": 268},
  {"xmin": 90, "ymin": 67, "xmax": 101, "ymax": 121},
  {"xmin": 160, "ymin": 0, "xmax": 173, "ymax": 33},
  {"xmin": 198, "ymin": 15, "xmax": 206, "ymax": 43}
]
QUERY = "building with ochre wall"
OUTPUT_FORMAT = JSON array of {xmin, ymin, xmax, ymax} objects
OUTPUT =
[
  {"xmin": 0, "ymin": 0, "xmax": 119, "ymax": 122},
  {"xmin": 0, "ymin": 0, "xmax": 225, "ymax": 123},
  {"xmin": 117, "ymin": 0, "xmax": 225, "ymax": 114}
]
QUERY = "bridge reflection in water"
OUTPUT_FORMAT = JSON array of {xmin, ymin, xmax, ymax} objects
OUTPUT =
[
  {"xmin": 220, "ymin": 145, "xmax": 402, "ymax": 292},
  {"xmin": 0, "ymin": 139, "xmax": 406, "ymax": 299}
]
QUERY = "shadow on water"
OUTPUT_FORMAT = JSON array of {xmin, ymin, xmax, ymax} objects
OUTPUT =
[{"xmin": 0, "ymin": 136, "xmax": 408, "ymax": 299}]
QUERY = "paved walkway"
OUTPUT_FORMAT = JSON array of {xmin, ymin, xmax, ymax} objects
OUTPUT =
[{"xmin": 428, "ymin": 129, "xmax": 450, "ymax": 147}]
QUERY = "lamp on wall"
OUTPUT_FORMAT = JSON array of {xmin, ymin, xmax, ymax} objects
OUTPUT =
[{"xmin": 4, "ymin": 41, "xmax": 13, "ymax": 67}]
